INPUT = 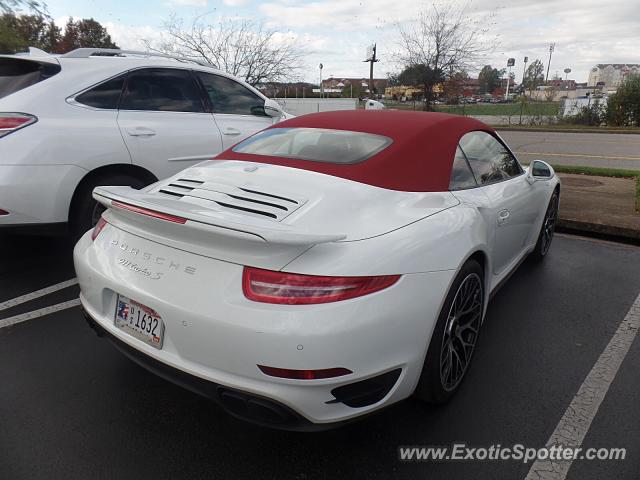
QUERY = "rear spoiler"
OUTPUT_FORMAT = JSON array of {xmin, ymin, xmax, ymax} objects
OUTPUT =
[{"xmin": 93, "ymin": 186, "xmax": 346, "ymax": 246}]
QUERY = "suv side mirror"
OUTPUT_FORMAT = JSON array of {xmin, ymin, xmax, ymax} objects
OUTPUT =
[
  {"xmin": 526, "ymin": 160, "xmax": 555, "ymax": 184},
  {"xmin": 263, "ymin": 98, "xmax": 284, "ymax": 118}
]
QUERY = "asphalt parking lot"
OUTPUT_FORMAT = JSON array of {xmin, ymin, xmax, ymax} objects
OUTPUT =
[{"xmin": 1, "ymin": 233, "xmax": 639, "ymax": 480}]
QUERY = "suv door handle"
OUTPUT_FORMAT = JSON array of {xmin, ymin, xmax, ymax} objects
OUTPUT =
[
  {"xmin": 126, "ymin": 127, "xmax": 156, "ymax": 136},
  {"xmin": 497, "ymin": 209, "xmax": 510, "ymax": 225},
  {"xmin": 222, "ymin": 128, "xmax": 241, "ymax": 136}
]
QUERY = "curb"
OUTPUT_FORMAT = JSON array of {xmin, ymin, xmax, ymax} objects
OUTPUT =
[{"xmin": 557, "ymin": 218, "xmax": 640, "ymax": 246}]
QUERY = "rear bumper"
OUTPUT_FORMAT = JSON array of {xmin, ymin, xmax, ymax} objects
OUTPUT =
[
  {"xmin": 82, "ymin": 307, "xmax": 320, "ymax": 430},
  {"xmin": 74, "ymin": 225, "xmax": 455, "ymax": 425}
]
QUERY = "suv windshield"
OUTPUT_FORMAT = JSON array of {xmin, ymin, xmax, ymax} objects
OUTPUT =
[
  {"xmin": 0, "ymin": 58, "xmax": 61, "ymax": 99},
  {"xmin": 232, "ymin": 127, "xmax": 392, "ymax": 164}
]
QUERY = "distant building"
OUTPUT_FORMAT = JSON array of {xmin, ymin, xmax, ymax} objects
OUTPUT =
[
  {"xmin": 321, "ymin": 77, "xmax": 388, "ymax": 94},
  {"xmin": 257, "ymin": 82, "xmax": 315, "ymax": 98},
  {"xmin": 587, "ymin": 64, "xmax": 640, "ymax": 89},
  {"xmin": 458, "ymin": 78, "xmax": 482, "ymax": 96},
  {"xmin": 384, "ymin": 85, "xmax": 424, "ymax": 100},
  {"xmin": 546, "ymin": 79, "xmax": 577, "ymax": 91}
]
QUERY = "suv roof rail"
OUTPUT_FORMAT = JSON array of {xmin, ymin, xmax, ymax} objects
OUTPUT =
[{"xmin": 60, "ymin": 48, "xmax": 213, "ymax": 67}]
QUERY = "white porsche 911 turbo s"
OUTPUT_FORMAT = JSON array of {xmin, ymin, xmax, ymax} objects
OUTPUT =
[{"xmin": 74, "ymin": 110, "xmax": 560, "ymax": 430}]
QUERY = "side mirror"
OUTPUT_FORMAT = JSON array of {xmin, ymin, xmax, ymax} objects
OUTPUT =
[
  {"xmin": 526, "ymin": 160, "xmax": 555, "ymax": 185},
  {"xmin": 263, "ymin": 98, "xmax": 284, "ymax": 118}
]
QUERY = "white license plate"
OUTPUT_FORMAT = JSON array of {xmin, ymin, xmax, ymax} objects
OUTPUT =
[{"xmin": 114, "ymin": 295, "xmax": 164, "ymax": 349}]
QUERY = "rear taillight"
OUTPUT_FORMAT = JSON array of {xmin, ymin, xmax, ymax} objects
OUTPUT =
[
  {"xmin": 257, "ymin": 365, "xmax": 352, "ymax": 380},
  {"xmin": 0, "ymin": 113, "xmax": 37, "ymax": 138},
  {"xmin": 242, "ymin": 267, "xmax": 400, "ymax": 305},
  {"xmin": 111, "ymin": 200, "xmax": 187, "ymax": 224},
  {"xmin": 91, "ymin": 217, "xmax": 107, "ymax": 241},
  {"xmin": 0, "ymin": 208, "xmax": 8, "ymax": 216}
]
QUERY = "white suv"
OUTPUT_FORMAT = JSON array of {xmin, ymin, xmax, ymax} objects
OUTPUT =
[{"xmin": 0, "ymin": 47, "xmax": 287, "ymax": 237}]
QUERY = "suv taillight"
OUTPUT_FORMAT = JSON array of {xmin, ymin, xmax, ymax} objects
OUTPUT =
[
  {"xmin": 91, "ymin": 217, "xmax": 107, "ymax": 241},
  {"xmin": 242, "ymin": 267, "xmax": 400, "ymax": 305},
  {"xmin": 0, "ymin": 113, "xmax": 37, "ymax": 138}
]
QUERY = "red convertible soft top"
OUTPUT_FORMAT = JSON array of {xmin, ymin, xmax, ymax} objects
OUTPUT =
[{"xmin": 216, "ymin": 110, "xmax": 494, "ymax": 192}]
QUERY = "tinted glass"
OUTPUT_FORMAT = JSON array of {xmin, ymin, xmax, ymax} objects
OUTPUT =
[
  {"xmin": 120, "ymin": 68, "xmax": 204, "ymax": 112},
  {"xmin": 459, "ymin": 131, "xmax": 522, "ymax": 184},
  {"xmin": 232, "ymin": 128, "xmax": 392, "ymax": 164},
  {"xmin": 76, "ymin": 74, "xmax": 126, "ymax": 109},
  {"xmin": 0, "ymin": 58, "xmax": 60, "ymax": 99},
  {"xmin": 532, "ymin": 161, "xmax": 551, "ymax": 177},
  {"xmin": 197, "ymin": 72, "xmax": 265, "ymax": 115},
  {"xmin": 449, "ymin": 146, "xmax": 477, "ymax": 190}
]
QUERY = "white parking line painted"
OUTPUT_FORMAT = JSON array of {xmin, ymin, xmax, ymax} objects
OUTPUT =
[
  {"xmin": 526, "ymin": 291, "xmax": 640, "ymax": 480},
  {"xmin": 0, "ymin": 278, "xmax": 78, "ymax": 312},
  {"xmin": 0, "ymin": 298, "xmax": 81, "ymax": 330}
]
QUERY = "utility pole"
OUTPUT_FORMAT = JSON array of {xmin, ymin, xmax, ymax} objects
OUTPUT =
[
  {"xmin": 363, "ymin": 43, "xmax": 380, "ymax": 98},
  {"xmin": 545, "ymin": 43, "xmax": 555, "ymax": 83},
  {"xmin": 522, "ymin": 56, "xmax": 528, "ymax": 97}
]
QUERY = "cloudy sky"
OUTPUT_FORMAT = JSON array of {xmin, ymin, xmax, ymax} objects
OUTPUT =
[{"xmin": 48, "ymin": 0, "xmax": 640, "ymax": 84}]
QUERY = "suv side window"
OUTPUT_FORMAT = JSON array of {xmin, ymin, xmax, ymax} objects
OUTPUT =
[
  {"xmin": 449, "ymin": 145, "xmax": 477, "ymax": 190},
  {"xmin": 75, "ymin": 73, "xmax": 126, "ymax": 109},
  {"xmin": 196, "ymin": 72, "xmax": 265, "ymax": 116},
  {"xmin": 120, "ymin": 68, "xmax": 204, "ymax": 113},
  {"xmin": 459, "ymin": 131, "xmax": 523, "ymax": 185}
]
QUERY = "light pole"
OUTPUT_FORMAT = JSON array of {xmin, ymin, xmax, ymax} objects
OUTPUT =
[
  {"xmin": 545, "ymin": 43, "xmax": 555, "ymax": 83},
  {"xmin": 319, "ymin": 63, "xmax": 323, "ymax": 99}
]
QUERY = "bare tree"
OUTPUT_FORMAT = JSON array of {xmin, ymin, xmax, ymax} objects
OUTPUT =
[
  {"xmin": 147, "ymin": 14, "xmax": 304, "ymax": 86},
  {"xmin": 396, "ymin": 2, "xmax": 496, "ymax": 108},
  {"xmin": 0, "ymin": 0, "xmax": 47, "ymax": 16}
]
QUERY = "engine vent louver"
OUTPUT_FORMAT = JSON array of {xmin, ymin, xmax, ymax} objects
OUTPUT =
[
  {"xmin": 158, "ymin": 189, "xmax": 184, "ymax": 198},
  {"xmin": 237, "ymin": 187, "xmax": 298, "ymax": 205},
  {"xmin": 154, "ymin": 178, "xmax": 306, "ymax": 222},
  {"xmin": 214, "ymin": 201, "xmax": 278, "ymax": 219},
  {"xmin": 177, "ymin": 179, "xmax": 204, "ymax": 185},
  {"xmin": 225, "ymin": 194, "xmax": 288, "ymax": 211}
]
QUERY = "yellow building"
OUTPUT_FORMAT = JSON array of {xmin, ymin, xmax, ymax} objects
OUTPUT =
[{"xmin": 384, "ymin": 84, "xmax": 443, "ymax": 99}]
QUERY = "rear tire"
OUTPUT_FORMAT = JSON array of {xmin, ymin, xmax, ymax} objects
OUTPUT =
[
  {"xmin": 414, "ymin": 259, "xmax": 484, "ymax": 404},
  {"xmin": 531, "ymin": 189, "xmax": 559, "ymax": 261},
  {"xmin": 69, "ymin": 173, "xmax": 146, "ymax": 241}
]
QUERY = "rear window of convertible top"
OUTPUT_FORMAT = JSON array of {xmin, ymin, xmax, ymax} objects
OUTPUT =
[{"xmin": 232, "ymin": 127, "xmax": 392, "ymax": 164}]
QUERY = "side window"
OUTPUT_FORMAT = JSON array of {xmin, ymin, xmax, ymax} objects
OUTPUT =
[
  {"xmin": 449, "ymin": 146, "xmax": 477, "ymax": 190},
  {"xmin": 459, "ymin": 131, "xmax": 522, "ymax": 185},
  {"xmin": 120, "ymin": 68, "xmax": 204, "ymax": 113},
  {"xmin": 75, "ymin": 73, "xmax": 126, "ymax": 109},
  {"xmin": 196, "ymin": 72, "xmax": 265, "ymax": 115}
]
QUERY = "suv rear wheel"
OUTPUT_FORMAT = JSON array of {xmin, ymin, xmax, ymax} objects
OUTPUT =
[{"xmin": 70, "ymin": 173, "xmax": 147, "ymax": 240}]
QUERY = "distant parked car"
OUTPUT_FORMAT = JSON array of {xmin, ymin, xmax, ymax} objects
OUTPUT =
[
  {"xmin": 0, "ymin": 47, "xmax": 288, "ymax": 237},
  {"xmin": 365, "ymin": 99, "xmax": 385, "ymax": 110}
]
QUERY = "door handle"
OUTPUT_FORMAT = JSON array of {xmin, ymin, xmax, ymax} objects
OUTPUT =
[
  {"xmin": 497, "ymin": 209, "xmax": 510, "ymax": 225},
  {"xmin": 126, "ymin": 127, "xmax": 156, "ymax": 136},
  {"xmin": 222, "ymin": 127, "xmax": 242, "ymax": 136}
]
